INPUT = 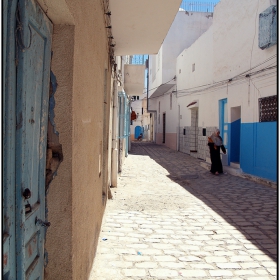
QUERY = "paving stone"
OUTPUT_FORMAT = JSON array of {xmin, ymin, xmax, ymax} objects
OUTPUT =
[
  {"xmin": 108, "ymin": 261, "xmax": 133, "ymax": 268},
  {"xmin": 189, "ymin": 263, "xmax": 216, "ymax": 269},
  {"xmin": 216, "ymin": 262, "xmax": 241, "ymax": 269},
  {"xmin": 266, "ymin": 267, "xmax": 277, "ymax": 275},
  {"xmin": 123, "ymin": 255, "xmax": 151, "ymax": 262},
  {"xmin": 89, "ymin": 143, "xmax": 277, "ymax": 279},
  {"xmin": 255, "ymin": 269, "xmax": 270, "ymax": 275},
  {"xmin": 135, "ymin": 262, "xmax": 158, "ymax": 268},
  {"xmin": 247, "ymin": 277, "xmax": 275, "ymax": 280},
  {"xmin": 179, "ymin": 269, "xmax": 208, "ymax": 277},
  {"xmin": 149, "ymin": 269, "xmax": 178, "ymax": 277},
  {"xmin": 178, "ymin": 256, "xmax": 202, "ymax": 262},
  {"xmin": 122, "ymin": 269, "xmax": 146, "ymax": 277},
  {"xmin": 209, "ymin": 270, "xmax": 234, "ymax": 277},
  {"xmin": 230, "ymin": 255, "xmax": 255, "ymax": 262},
  {"xmin": 205, "ymin": 256, "xmax": 228, "ymax": 263},
  {"xmin": 234, "ymin": 270, "xmax": 256, "ymax": 276},
  {"xmin": 152, "ymin": 243, "xmax": 175, "ymax": 250}
]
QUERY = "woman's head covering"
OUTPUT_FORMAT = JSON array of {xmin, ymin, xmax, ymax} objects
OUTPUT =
[{"xmin": 210, "ymin": 129, "xmax": 223, "ymax": 146}]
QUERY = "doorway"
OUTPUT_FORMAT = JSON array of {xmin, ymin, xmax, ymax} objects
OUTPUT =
[
  {"xmin": 190, "ymin": 108, "xmax": 198, "ymax": 152},
  {"xmin": 162, "ymin": 113, "xmax": 166, "ymax": 143},
  {"xmin": 3, "ymin": 0, "xmax": 53, "ymax": 278},
  {"xmin": 230, "ymin": 106, "xmax": 241, "ymax": 164}
]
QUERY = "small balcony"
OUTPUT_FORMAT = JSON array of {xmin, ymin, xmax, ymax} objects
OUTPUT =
[
  {"xmin": 124, "ymin": 55, "xmax": 148, "ymax": 96},
  {"xmin": 110, "ymin": 0, "xmax": 182, "ymax": 55}
]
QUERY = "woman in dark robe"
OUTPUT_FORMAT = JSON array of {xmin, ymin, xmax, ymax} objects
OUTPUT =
[{"xmin": 208, "ymin": 129, "xmax": 226, "ymax": 175}]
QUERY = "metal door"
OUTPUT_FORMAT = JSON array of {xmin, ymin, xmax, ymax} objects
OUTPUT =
[{"xmin": 15, "ymin": 0, "xmax": 52, "ymax": 279}]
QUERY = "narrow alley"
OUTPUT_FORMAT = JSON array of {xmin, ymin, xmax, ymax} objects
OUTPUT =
[{"xmin": 90, "ymin": 142, "xmax": 277, "ymax": 280}]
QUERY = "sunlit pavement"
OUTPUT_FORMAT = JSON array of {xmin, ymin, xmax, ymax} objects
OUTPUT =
[{"xmin": 89, "ymin": 142, "xmax": 277, "ymax": 280}]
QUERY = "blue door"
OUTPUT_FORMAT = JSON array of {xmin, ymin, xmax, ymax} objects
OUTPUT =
[
  {"xmin": 3, "ymin": 0, "xmax": 17, "ymax": 279},
  {"xmin": 135, "ymin": 126, "xmax": 142, "ymax": 139},
  {"xmin": 4, "ymin": 0, "xmax": 53, "ymax": 279},
  {"xmin": 230, "ymin": 106, "xmax": 241, "ymax": 163},
  {"xmin": 219, "ymin": 99, "xmax": 228, "ymax": 148}
]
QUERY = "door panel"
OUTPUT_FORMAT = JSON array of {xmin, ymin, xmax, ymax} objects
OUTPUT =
[
  {"xmin": 15, "ymin": 0, "xmax": 52, "ymax": 279},
  {"xmin": 3, "ymin": 0, "xmax": 19, "ymax": 279},
  {"xmin": 219, "ymin": 99, "xmax": 228, "ymax": 148}
]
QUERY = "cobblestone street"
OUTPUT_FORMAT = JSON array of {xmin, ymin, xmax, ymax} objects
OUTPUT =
[{"xmin": 89, "ymin": 142, "xmax": 277, "ymax": 280}]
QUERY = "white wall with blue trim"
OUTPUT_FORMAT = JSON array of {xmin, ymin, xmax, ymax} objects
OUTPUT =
[{"xmin": 170, "ymin": 0, "xmax": 277, "ymax": 182}]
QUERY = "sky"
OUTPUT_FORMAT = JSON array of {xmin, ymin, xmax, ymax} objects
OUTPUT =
[{"xmin": 180, "ymin": 0, "xmax": 220, "ymax": 12}]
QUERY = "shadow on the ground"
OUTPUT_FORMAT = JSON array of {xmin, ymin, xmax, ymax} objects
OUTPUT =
[{"xmin": 129, "ymin": 142, "xmax": 277, "ymax": 261}]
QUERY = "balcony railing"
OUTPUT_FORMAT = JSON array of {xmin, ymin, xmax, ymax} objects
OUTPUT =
[{"xmin": 180, "ymin": 1, "xmax": 220, "ymax": 12}]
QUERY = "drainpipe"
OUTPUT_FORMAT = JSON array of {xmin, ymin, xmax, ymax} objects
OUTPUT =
[
  {"xmin": 111, "ymin": 82, "xmax": 118, "ymax": 188},
  {"xmin": 146, "ymin": 56, "xmax": 157, "ymax": 142}
]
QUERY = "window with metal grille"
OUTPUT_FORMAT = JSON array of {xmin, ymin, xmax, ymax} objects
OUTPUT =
[{"xmin": 259, "ymin": 95, "xmax": 277, "ymax": 122}]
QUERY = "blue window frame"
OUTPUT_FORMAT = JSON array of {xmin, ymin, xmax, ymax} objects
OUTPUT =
[{"xmin": 219, "ymin": 99, "xmax": 228, "ymax": 148}]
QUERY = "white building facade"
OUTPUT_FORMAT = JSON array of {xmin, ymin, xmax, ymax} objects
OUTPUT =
[
  {"xmin": 130, "ymin": 95, "xmax": 152, "ymax": 141},
  {"xmin": 148, "ymin": 9, "xmax": 214, "ymax": 150},
  {"xmin": 149, "ymin": 0, "xmax": 277, "ymax": 182}
]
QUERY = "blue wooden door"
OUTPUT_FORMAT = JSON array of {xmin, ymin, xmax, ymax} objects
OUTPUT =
[
  {"xmin": 3, "ymin": 0, "xmax": 18, "ymax": 279},
  {"xmin": 135, "ymin": 126, "xmax": 142, "ymax": 139},
  {"xmin": 219, "ymin": 99, "xmax": 228, "ymax": 148},
  {"xmin": 15, "ymin": 0, "xmax": 52, "ymax": 279}
]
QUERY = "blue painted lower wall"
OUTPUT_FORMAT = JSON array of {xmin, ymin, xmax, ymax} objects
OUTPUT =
[{"xmin": 240, "ymin": 122, "xmax": 277, "ymax": 182}]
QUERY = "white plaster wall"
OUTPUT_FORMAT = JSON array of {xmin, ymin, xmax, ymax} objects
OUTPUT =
[
  {"xmin": 141, "ymin": 98, "xmax": 152, "ymax": 140},
  {"xmin": 175, "ymin": 0, "xmax": 276, "ymax": 127},
  {"xmin": 176, "ymin": 25, "xmax": 213, "ymax": 92},
  {"xmin": 148, "ymin": 96, "xmax": 158, "ymax": 114},
  {"xmin": 130, "ymin": 98, "xmax": 143, "ymax": 139},
  {"xmin": 212, "ymin": 0, "xmax": 277, "ymax": 123},
  {"xmin": 213, "ymin": 0, "xmax": 277, "ymax": 82},
  {"xmin": 155, "ymin": 86, "xmax": 178, "ymax": 134},
  {"xmin": 149, "ymin": 11, "xmax": 213, "ymax": 97},
  {"xmin": 124, "ymin": 64, "xmax": 145, "ymax": 96},
  {"xmin": 162, "ymin": 11, "xmax": 214, "ymax": 83},
  {"xmin": 149, "ymin": 48, "xmax": 163, "ymax": 94}
]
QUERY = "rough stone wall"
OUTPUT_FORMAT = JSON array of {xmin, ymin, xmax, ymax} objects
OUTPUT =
[
  {"xmin": 44, "ymin": 1, "xmax": 111, "ymax": 280},
  {"xmin": 45, "ymin": 25, "xmax": 74, "ymax": 280}
]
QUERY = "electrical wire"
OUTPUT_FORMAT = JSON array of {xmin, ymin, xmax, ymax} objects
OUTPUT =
[
  {"xmin": 148, "ymin": 64, "xmax": 276, "ymax": 100},
  {"xmin": 231, "ymin": 54, "xmax": 276, "ymax": 79},
  {"xmin": 148, "ymin": 55, "xmax": 277, "ymax": 99},
  {"xmin": 176, "ymin": 64, "xmax": 276, "ymax": 94},
  {"xmin": 144, "ymin": 77, "xmax": 176, "ymax": 95}
]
